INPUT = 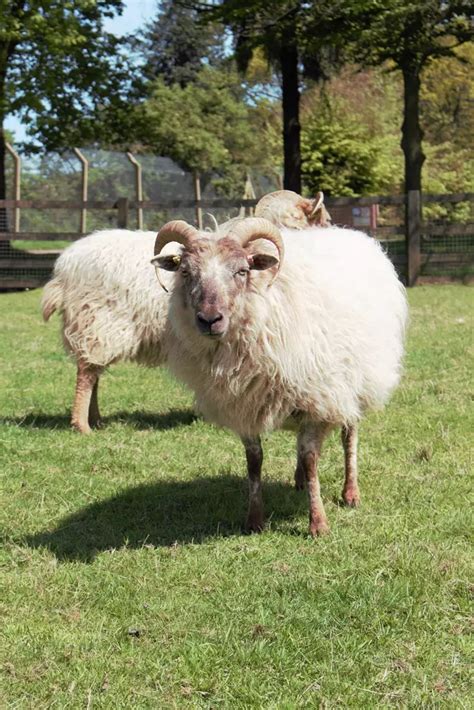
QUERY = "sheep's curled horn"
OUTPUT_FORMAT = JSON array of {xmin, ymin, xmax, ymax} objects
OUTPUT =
[
  {"xmin": 151, "ymin": 217, "xmax": 284, "ymax": 290},
  {"xmin": 310, "ymin": 191, "xmax": 324, "ymax": 217},
  {"xmin": 151, "ymin": 220, "xmax": 199, "ymax": 292}
]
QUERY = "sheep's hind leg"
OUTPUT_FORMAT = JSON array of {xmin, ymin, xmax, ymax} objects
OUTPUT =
[
  {"xmin": 242, "ymin": 436, "xmax": 264, "ymax": 533},
  {"xmin": 294, "ymin": 454, "xmax": 306, "ymax": 490},
  {"xmin": 341, "ymin": 424, "xmax": 360, "ymax": 507},
  {"xmin": 88, "ymin": 377, "xmax": 103, "ymax": 429},
  {"xmin": 297, "ymin": 422, "xmax": 331, "ymax": 536},
  {"xmin": 71, "ymin": 361, "xmax": 101, "ymax": 434}
]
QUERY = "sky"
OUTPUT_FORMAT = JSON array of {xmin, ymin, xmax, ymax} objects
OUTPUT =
[{"xmin": 5, "ymin": 0, "xmax": 157, "ymax": 142}]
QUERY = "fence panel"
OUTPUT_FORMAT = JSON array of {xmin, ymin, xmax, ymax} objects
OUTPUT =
[{"xmin": 1, "ymin": 192, "xmax": 473, "ymax": 289}]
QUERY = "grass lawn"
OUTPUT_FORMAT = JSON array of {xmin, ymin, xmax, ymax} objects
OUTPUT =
[{"xmin": 1, "ymin": 284, "xmax": 472, "ymax": 708}]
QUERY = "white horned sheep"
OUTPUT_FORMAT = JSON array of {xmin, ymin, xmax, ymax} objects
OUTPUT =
[
  {"xmin": 41, "ymin": 229, "xmax": 173, "ymax": 434},
  {"xmin": 152, "ymin": 217, "xmax": 407, "ymax": 536},
  {"xmin": 41, "ymin": 190, "xmax": 330, "ymax": 434},
  {"xmin": 254, "ymin": 189, "xmax": 331, "ymax": 228}
]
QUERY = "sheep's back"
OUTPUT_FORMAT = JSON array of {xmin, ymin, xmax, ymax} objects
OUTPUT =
[
  {"xmin": 51, "ymin": 230, "xmax": 171, "ymax": 366},
  {"xmin": 274, "ymin": 226, "xmax": 407, "ymax": 421}
]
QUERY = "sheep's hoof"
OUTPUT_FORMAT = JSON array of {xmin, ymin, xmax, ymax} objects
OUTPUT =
[
  {"xmin": 71, "ymin": 420, "xmax": 92, "ymax": 435},
  {"xmin": 342, "ymin": 488, "xmax": 361, "ymax": 508},
  {"xmin": 90, "ymin": 418, "xmax": 103, "ymax": 430},
  {"xmin": 309, "ymin": 519, "xmax": 330, "ymax": 537}
]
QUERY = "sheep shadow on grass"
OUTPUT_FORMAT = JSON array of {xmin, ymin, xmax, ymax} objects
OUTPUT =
[
  {"xmin": 0, "ymin": 408, "xmax": 197, "ymax": 431},
  {"xmin": 24, "ymin": 475, "xmax": 305, "ymax": 563}
]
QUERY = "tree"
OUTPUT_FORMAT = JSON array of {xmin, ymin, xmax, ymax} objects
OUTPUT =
[
  {"xmin": 0, "ymin": 0, "xmax": 127, "ymax": 232},
  {"xmin": 301, "ymin": 57, "xmax": 472, "ymax": 216},
  {"xmin": 135, "ymin": 64, "xmax": 281, "ymax": 195},
  {"xmin": 141, "ymin": 0, "xmax": 224, "ymax": 87},
  {"xmin": 193, "ymin": 0, "xmax": 308, "ymax": 192},
  {"xmin": 307, "ymin": 1, "xmax": 474, "ymax": 196},
  {"xmin": 195, "ymin": 0, "xmax": 344, "ymax": 193},
  {"xmin": 421, "ymin": 42, "xmax": 474, "ymax": 149},
  {"xmin": 126, "ymin": 2, "xmax": 283, "ymax": 194},
  {"xmin": 301, "ymin": 66, "xmax": 403, "ymax": 196},
  {"xmin": 302, "ymin": 113, "xmax": 393, "ymax": 197}
]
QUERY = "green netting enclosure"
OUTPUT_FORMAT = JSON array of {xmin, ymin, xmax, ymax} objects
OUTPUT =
[{"xmin": 1, "ymin": 147, "xmax": 473, "ymax": 289}]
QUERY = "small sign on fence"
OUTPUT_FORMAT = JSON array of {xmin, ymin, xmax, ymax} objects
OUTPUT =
[{"xmin": 352, "ymin": 205, "xmax": 378, "ymax": 230}]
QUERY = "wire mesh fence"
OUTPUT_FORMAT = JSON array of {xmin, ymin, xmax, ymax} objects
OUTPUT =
[
  {"xmin": 0, "ymin": 149, "xmax": 282, "ymax": 287},
  {"xmin": 1, "ymin": 147, "xmax": 473, "ymax": 288}
]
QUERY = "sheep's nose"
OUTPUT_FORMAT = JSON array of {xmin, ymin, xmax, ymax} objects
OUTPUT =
[
  {"xmin": 196, "ymin": 311, "xmax": 225, "ymax": 336},
  {"xmin": 196, "ymin": 312, "xmax": 223, "ymax": 327}
]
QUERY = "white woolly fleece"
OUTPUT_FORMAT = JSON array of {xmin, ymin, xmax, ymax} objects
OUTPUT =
[
  {"xmin": 41, "ymin": 229, "xmax": 172, "ymax": 367},
  {"xmin": 163, "ymin": 225, "xmax": 408, "ymax": 437}
]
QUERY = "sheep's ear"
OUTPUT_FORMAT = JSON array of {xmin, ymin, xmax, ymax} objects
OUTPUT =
[
  {"xmin": 248, "ymin": 253, "xmax": 279, "ymax": 271},
  {"xmin": 297, "ymin": 198, "xmax": 314, "ymax": 216},
  {"xmin": 151, "ymin": 254, "xmax": 181, "ymax": 271}
]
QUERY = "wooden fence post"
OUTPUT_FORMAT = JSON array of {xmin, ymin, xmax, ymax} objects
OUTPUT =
[
  {"xmin": 406, "ymin": 189, "xmax": 421, "ymax": 287},
  {"xmin": 193, "ymin": 172, "xmax": 203, "ymax": 229},
  {"xmin": 126, "ymin": 152, "xmax": 143, "ymax": 229},
  {"xmin": 116, "ymin": 197, "xmax": 129, "ymax": 229},
  {"xmin": 73, "ymin": 148, "xmax": 88, "ymax": 233},
  {"xmin": 243, "ymin": 173, "xmax": 256, "ymax": 217},
  {"xmin": 5, "ymin": 143, "xmax": 21, "ymax": 233}
]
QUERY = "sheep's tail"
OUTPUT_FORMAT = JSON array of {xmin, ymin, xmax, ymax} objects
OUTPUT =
[{"xmin": 41, "ymin": 277, "xmax": 63, "ymax": 321}]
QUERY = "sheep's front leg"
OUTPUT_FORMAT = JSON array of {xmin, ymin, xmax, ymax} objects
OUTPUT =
[
  {"xmin": 242, "ymin": 436, "xmax": 264, "ymax": 533},
  {"xmin": 341, "ymin": 424, "xmax": 360, "ymax": 507},
  {"xmin": 71, "ymin": 361, "xmax": 101, "ymax": 434},
  {"xmin": 297, "ymin": 422, "xmax": 331, "ymax": 536}
]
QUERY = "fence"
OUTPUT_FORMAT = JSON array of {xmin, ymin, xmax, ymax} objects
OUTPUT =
[
  {"xmin": 0, "ymin": 189, "xmax": 263, "ymax": 289},
  {"xmin": 0, "ymin": 148, "xmax": 473, "ymax": 290}
]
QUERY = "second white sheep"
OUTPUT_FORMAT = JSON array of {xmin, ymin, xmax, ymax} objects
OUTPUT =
[{"xmin": 42, "ymin": 229, "xmax": 172, "ymax": 433}]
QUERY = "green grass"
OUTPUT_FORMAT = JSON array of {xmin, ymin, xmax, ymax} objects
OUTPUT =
[
  {"xmin": 1, "ymin": 285, "xmax": 473, "ymax": 708},
  {"xmin": 11, "ymin": 240, "xmax": 71, "ymax": 251}
]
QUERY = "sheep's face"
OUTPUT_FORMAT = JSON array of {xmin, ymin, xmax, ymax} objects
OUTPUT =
[
  {"xmin": 273, "ymin": 198, "xmax": 331, "ymax": 229},
  {"xmin": 282, "ymin": 200, "xmax": 314, "ymax": 229},
  {"xmin": 255, "ymin": 190, "xmax": 331, "ymax": 229},
  {"xmin": 158, "ymin": 237, "xmax": 278, "ymax": 339}
]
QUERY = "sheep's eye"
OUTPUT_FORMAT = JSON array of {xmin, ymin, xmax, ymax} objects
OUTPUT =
[{"xmin": 234, "ymin": 269, "xmax": 248, "ymax": 277}]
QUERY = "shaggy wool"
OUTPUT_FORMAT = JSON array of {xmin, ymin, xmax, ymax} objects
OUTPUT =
[{"xmin": 162, "ymin": 225, "xmax": 408, "ymax": 438}]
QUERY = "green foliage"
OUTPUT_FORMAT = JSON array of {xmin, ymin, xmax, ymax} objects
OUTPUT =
[
  {"xmin": 301, "ymin": 69, "xmax": 403, "ymax": 196},
  {"xmin": 308, "ymin": 1, "xmax": 474, "ymax": 73},
  {"xmin": 138, "ymin": 65, "xmax": 281, "ymax": 194},
  {"xmin": 2, "ymin": 1, "xmax": 472, "ymax": 201},
  {"xmin": 141, "ymin": 0, "xmax": 224, "ymax": 87},
  {"xmin": 1, "ymin": 285, "xmax": 473, "ymax": 706},
  {"xmin": 203, "ymin": 0, "xmax": 296, "ymax": 64},
  {"xmin": 302, "ymin": 117, "xmax": 379, "ymax": 197},
  {"xmin": 420, "ymin": 43, "xmax": 474, "ymax": 215},
  {"xmin": 0, "ymin": 0, "xmax": 128, "ymax": 147},
  {"xmin": 421, "ymin": 43, "xmax": 474, "ymax": 149},
  {"xmin": 305, "ymin": 1, "xmax": 473, "ymax": 192},
  {"xmin": 301, "ymin": 51, "xmax": 473, "ymax": 198},
  {"xmin": 422, "ymin": 144, "xmax": 474, "ymax": 221}
]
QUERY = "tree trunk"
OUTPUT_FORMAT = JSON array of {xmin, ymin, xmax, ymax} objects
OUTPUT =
[
  {"xmin": 280, "ymin": 25, "xmax": 301, "ymax": 193},
  {"xmin": 1, "ymin": 37, "xmax": 17, "ymax": 248},
  {"xmin": 401, "ymin": 67, "xmax": 425, "ymax": 194},
  {"xmin": 0, "ymin": 46, "xmax": 10, "ymax": 237},
  {"xmin": 401, "ymin": 66, "xmax": 424, "ymax": 286},
  {"xmin": 0, "ymin": 123, "xmax": 7, "ymax": 222}
]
